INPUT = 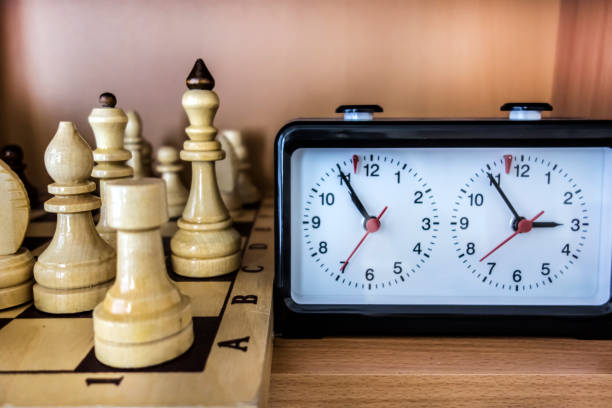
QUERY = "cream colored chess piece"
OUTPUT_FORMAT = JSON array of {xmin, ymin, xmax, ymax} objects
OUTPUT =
[
  {"xmin": 89, "ymin": 92, "xmax": 133, "ymax": 248},
  {"xmin": 216, "ymin": 133, "xmax": 243, "ymax": 218},
  {"xmin": 141, "ymin": 139, "xmax": 153, "ymax": 177},
  {"xmin": 93, "ymin": 178, "xmax": 194, "ymax": 368},
  {"xmin": 170, "ymin": 59, "xmax": 241, "ymax": 278},
  {"xmin": 0, "ymin": 159, "xmax": 34, "ymax": 309},
  {"xmin": 124, "ymin": 111, "xmax": 146, "ymax": 178},
  {"xmin": 156, "ymin": 146, "xmax": 188, "ymax": 218},
  {"xmin": 33, "ymin": 122, "xmax": 115, "ymax": 313},
  {"xmin": 223, "ymin": 129, "xmax": 261, "ymax": 204}
]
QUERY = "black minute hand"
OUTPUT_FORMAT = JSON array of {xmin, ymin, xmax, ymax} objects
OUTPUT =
[
  {"xmin": 337, "ymin": 164, "xmax": 370, "ymax": 220},
  {"xmin": 487, "ymin": 172, "xmax": 520, "ymax": 220}
]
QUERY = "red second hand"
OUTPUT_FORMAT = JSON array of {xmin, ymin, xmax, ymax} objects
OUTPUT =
[
  {"xmin": 479, "ymin": 210, "xmax": 544, "ymax": 262},
  {"xmin": 340, "ymin": 206, "xmax": 388, "ymax": 272}
]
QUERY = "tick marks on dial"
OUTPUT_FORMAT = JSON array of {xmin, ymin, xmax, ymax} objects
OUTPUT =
[{"xmin": 452, "ymin": 156, "xmax": 588, "ymax": 291}]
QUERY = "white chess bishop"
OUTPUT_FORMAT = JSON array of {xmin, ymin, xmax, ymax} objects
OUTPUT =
[
  {"xmin": 93, "ymin": 178, "xmax": 193, "ymax": 368},
  {"xmin": 170, "ymin": 59, "xmax": 241, "ymax": 278},
  {"xmin": 0, "ymin": 159, "xmax": 34, "ymax": 309},
  {"xmin": 33, "ymin": 122, "xmax": 115, "ymax": 314}
]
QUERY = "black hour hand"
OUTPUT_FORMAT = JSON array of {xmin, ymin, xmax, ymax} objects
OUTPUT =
[
  {"xmin": 337, "ymin": 164, "xmax": 370, "ymax": 220},
  {"xmin": 532, "ymin": 221, "xmax": 563, "ymax": 228}
]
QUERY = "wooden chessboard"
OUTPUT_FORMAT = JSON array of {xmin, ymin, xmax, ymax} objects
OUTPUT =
[{"xmin": 0, "ymin": 197, "xmax": 275, "ymax": 408}]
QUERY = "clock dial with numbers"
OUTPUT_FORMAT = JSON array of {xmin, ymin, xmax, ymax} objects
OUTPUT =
[
  {"xmin": 289, "ymin": 146, "xmax": 611, "ymax": 307},
  {"xmin": 301, "ymin": 153, "xmax": 439, "ymax": 290},
  {"xmin": 451, "ymin": 154, "xmax": 589, "ymax": 291}
]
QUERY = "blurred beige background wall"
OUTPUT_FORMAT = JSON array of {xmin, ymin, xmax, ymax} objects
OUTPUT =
[{"xmin": 0, "ymin": 0, "xmax": 574, "ymax": 191}]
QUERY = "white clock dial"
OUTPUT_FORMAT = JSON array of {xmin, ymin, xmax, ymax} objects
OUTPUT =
[
  {"xmin": 451, "ymin": 154, "xmax": 589, "ymax": 291},
  {"xmin": 302, "ymin": 153, "xmax": 438, "ymax": 289},
  {"xmin": 290, "ymin": 147, "xmax": 611, "ymax": 305}
]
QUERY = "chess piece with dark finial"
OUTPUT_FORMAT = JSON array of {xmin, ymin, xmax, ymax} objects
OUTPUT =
[
  {"xmin": 170, "ymin": 58, "xmax": 241, "ymax": 277},
  {"xmin": 1, "ymin": 145, "xmax": 39, "ymax": 207},
  {"xmin": 89, "ymin": 92, "xmax": 133, "ymax": 248}
]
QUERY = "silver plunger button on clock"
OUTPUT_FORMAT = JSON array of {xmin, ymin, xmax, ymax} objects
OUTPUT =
[
  {"xmin": 336, "ymin": 105, "xmax": 383, "ymax": 121},
  {"xmin": 501, "ymin": 102, "xmax": 553, "ymax": 121}
]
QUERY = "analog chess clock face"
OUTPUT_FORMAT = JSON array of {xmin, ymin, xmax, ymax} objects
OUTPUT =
[
  {"xmin": 289, "ymin": 147, "xmax": 611, "ymax": 306},
  {"xmin": 276, "ymin": 120, "xmax": 612, "ymax": 334}
]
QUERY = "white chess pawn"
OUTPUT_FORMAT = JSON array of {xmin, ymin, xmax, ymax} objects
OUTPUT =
[
  {"xmin": 124, "ymin": 111, "xmax": 146, "ymax": 179},
  {"xmin": 156, "ymin": 146, "xmax": 188, "ymax": 218},
  {"xmin": 34, "ymin": 122, "xmax": 115, "ymax": 313},
  {"xmin": 93, "ymin": 178, "xmax": 193, "ymax": 368},
  {"xmin": 0, "ymin": 159, "xmax": 34, "ymax": 309},
  {"xmin": 222, "ymin": 130, "xmax": 261, "ymax": 204},
  {"xmin": 216, "ymin": 133, "xmax": 243, "ymax": 219},
  {"xmin": 89, "ymin": 92, "xmax": 133, "ymax": 248}
]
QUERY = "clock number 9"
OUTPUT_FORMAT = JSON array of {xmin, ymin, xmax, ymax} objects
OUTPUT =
[
  {"xmin": 311, "ymin": 216, "xmax": 321, "ymax": 229},
  {"xmin": 459, "ymin": 217, "xmax": 469, "ymax": 230}
]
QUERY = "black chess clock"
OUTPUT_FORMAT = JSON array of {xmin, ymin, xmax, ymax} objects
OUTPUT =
[{"xmin": 274, "ymin": 104, "xmax": 612, "ymax": 337}]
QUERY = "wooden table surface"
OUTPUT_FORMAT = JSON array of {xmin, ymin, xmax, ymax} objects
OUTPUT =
[{"xmin": 269, "ymin": 337, "xmax": 612, "ymax": 407}]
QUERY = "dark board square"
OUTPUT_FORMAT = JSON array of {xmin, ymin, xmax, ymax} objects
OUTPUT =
[
  {"xmin": 0, "ymin": 318, "xmax": 11, "ymax": 330},
  {"xmin": 17, "ymin": 304, "xmax": 92, "ymax": 319},
  {"xmin": 233, "ymin": 221, "xmax": 253, "ymax": 237},
  {"xmin": 74, "ymin": 316, "xmax": 219, "ymax": 373}
]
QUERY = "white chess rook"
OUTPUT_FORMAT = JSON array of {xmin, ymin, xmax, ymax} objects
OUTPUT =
[{"xmin": 93, "ymin": 178, "xmax": 193, "ymax": 368}]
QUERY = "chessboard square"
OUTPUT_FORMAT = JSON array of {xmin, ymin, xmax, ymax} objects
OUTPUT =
[
  {"xmin": 234, "ymin": 208, "xmax": 256, "ymax": 223},
  {"xmin": 0, "ymin": 318, "xmax": 93, "ymax": 371},
  {"xmin": 175, "ymin": 281, "xmax": 230, "ymax": 317},
  {"xmin": 0, "ymin": 302, "xmax": 30, "ymax": 318}
]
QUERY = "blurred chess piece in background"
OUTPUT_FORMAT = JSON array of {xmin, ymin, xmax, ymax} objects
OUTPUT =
[
  {"xmin": 156, "ymin": 146, "xmax": 188, "ymax": 218},
  {"xmin": 222, "ymin": 130, "xmax": 261, "ymax": 205},
  {"xmin": 1, "ymin": 145, "xmax": 39, "ymax": 207},
  {"xmin": 216, "ymin": 132, "xmax": 243, "ymax": 219},
  {"xmin": 0, "ymin": 158, "xmax": 34, "ymax": 309}
]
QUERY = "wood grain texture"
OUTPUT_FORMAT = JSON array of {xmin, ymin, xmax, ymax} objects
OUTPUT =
[
  {"xmin": 270, "ymin": 336, "xmax": 612, "ymax": 406},
  {"xmin": 270, "ymin": 374, "xmax": 612, "ymax": 408},
  {"xmin": 553, "ymin": 0, "xmax": 612, "ymax": 118}
]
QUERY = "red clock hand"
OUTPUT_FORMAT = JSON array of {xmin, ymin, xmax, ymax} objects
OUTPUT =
[
  {"xmin": 479, "ymin": 210, "xmax": 544, "ymax": 262},
  {"xmin": 340, "ymin": 206, "xmax": 388, "ymax": 272}
]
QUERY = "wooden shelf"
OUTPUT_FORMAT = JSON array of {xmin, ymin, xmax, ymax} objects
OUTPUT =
[{"xmin": 269, "ymin": 336, "xmax": 612, "ymax": 407}]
